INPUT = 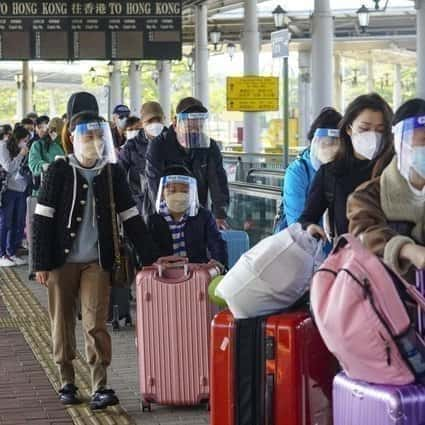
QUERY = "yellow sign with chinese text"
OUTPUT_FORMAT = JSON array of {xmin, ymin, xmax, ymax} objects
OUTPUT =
[{"xmin": 226, "ymin": 77, "xmax": 279, "ymax": 112}]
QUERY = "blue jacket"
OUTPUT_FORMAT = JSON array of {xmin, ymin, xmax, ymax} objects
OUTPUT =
[
  {"xmin": 146, "ymin": 207, "xmax": 228, "ymax": 267},
  {"xmin": 282, "ymin": 148, "xmax": 316, "ymax": 225}
]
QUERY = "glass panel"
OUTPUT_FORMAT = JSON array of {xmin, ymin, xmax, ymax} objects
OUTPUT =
[{"xmin": 227, "ymin": 189, "xmax": 279, "ymax": 246}]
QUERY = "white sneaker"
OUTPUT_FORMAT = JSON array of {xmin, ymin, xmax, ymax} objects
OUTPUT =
[
  {"xmin": 9, "ymin": 255, "xmax": 27, "ymax": 266},
  {"xmin": 0, "ymin": 256, "xmax": 16, "ymax": 267}
]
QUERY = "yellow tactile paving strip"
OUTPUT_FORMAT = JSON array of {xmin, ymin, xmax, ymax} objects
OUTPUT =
[{"xmin": 0, "ymin": 268, "xmax": 135, "ymax": 425}]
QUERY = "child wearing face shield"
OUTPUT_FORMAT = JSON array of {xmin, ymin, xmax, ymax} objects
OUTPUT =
[
  {"xmin": 146, "ymin": 165, "xmax": 228, "ymax": 268},
  {"xmin": 348, "ymin": 98, "xmax": 425, "ymax": 281},
  {"xmin": 275, "ymin": 107, "xmax": 342, "ymax": 232},
  {"xmin": 32, "ymin": 111, "xmax": 158, "ymax": 410},
  {"xmin": 299, "ymin": 93, "xmax": 394, "ymax": 242}
]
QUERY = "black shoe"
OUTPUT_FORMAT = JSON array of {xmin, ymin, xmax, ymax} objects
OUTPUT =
[
  {"xmin": 58, "ymin": 384, "xmax": 81, "ymax": 405},
  {"xmin": 90, "ymin": 389, "xmax": 119, "ymax": 410}
]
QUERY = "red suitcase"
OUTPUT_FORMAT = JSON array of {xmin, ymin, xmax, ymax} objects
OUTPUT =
[
  {"xmin": 135, "ymin": 256, "xmax": 221, "ymax": 410},
  {"xmin": 210, "ymin": 309, "xmax": 338, "ymax": 425}
]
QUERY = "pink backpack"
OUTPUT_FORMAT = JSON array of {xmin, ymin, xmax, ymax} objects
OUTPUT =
[{"xmin": 310, "ymin": 234, "xmax": 425, "ymax": 385}]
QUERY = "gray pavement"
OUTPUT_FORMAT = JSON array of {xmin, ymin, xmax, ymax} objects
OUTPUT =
[{"xmin": 14, "ymin": 266, "xmax": 210, "ymax": 425}]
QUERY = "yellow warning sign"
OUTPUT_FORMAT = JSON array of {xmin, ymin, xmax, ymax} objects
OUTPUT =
[{"xmin": 226, "ymin": 76, "xmax": 279, "ymax": 112}]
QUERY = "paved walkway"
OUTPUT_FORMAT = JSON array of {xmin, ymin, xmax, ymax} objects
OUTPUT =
[{"xmin": 0, "ymin": 266, "xmax": 210, "ymax": 425}]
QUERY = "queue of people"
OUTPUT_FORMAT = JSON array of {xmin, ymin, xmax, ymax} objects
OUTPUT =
[{"xmin": 1, "ymin": 89, "xmax": 424, "ymax": 413}]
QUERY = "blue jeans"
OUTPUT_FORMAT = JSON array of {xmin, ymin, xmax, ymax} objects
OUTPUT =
[{"xmin": 0, "ymin": 190, "xmax": 27, "ymax": 257}]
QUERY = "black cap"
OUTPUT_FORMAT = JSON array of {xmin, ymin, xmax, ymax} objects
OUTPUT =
[
  {"xmin": 67, "ymin": 92, "xmax": 99, "ymax": 122},
  {"xmin": 162, "ymin": 164, "xmax": 193, "ymax": 178},
  {"xmin": 176, "ymin": 97, "xmax": 208, "ymax": 114},
  {"xmin": 112, "ymin": 104, "xmax": 131, "ymax": 117}
]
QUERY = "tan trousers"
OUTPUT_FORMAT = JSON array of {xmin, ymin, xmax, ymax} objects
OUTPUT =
[{"xmin": 47, "ymin": 262, "xmax": 111, "ymax": 392}]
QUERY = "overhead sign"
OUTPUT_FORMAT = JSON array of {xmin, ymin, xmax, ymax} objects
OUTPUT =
[
  {"xmin": 226, "ymin": 76, "xmax": 279, "ymax": 112},
  {"xmin": 271, "ymin": 29, "xmax": 290, "ymax": 58},
  {"xmin": 0, "ymin": 1, "xmax": 182, "ymax": 60}
]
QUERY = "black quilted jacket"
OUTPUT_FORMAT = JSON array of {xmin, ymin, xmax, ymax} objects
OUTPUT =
[{"xmin": 32, "ymin": 157, "xmax": 159, "ymax": 272}]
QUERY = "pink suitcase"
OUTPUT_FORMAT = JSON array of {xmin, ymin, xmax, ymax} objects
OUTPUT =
[
  {"xmin": 135, "ymin": 256, "xmax": 221, "ymax": 410},
  {"xmin": 333, "ymin": 270, "xmax": 425, "ymax": 425}
]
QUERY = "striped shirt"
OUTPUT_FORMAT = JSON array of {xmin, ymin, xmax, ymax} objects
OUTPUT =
[{"xmin": 159, "ymin": 201, "xmax": 188, "ymax": 257}]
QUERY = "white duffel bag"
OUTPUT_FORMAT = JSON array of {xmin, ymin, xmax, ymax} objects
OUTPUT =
[{"xmin": 215, "ymin": 223, "xmax": 324, "ymax": 318}]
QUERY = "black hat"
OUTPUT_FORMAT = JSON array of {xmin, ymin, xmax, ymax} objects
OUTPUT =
[
  {"xmin": 112, "ymin": 104, "xmax": 131, "ymax": 117},
  {"xmin": 67, "ymin": 92, "xmax": 99, "ymax": 122},
  {"xmin": 162, "ymin": 165, "xmax": 193, "ymax": 178},
  {"xmin": 176, "ymin": 97, "xmax": 208, "ymax": 114}
]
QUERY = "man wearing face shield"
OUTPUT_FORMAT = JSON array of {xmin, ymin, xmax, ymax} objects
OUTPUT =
[
  {"xmin": 348, "ymin": 98, "xmax": 425, "ymax": 282},
  {"xmin": 118, "ymin": 101, "xmax": 166, "ymax": 216},
  {"xmin": 111, "ymin": 104, "xmax": 130, "ymax": 148},
  {"xmin": 32, "ymin": 111, "xmax": 158, "ymax": 409},
  {"xmin": 146, "ymin": 165, "xmax": 227, "ymax": 266},
  {"xmin": 145, "ymin": 97, "xmax": 230, "ymax": 229}
]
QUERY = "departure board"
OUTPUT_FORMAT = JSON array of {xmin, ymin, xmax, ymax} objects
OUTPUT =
[{"xmin": 0, "ymin": 1, "xmax": 182, "ymax": 60}]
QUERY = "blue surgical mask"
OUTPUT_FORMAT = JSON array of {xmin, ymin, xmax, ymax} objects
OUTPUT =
[{"xmin": 412, "ymin": 146, "xmax": 425, "ymax": 179}]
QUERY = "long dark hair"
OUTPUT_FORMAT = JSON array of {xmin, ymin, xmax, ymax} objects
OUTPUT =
[
  {"xmin": 337, "ymin": 93, "xmax": 394, "ymax": 176},
  {"xmin": 9, "ymin": 126, "xmax": 30, "ymax": 158}
]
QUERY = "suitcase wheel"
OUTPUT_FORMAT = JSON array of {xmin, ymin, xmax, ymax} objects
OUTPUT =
[
  {"xmin": 112, "ymin": 320, "xmax": 120, "ymax": 331},
  {"xmin": 142, "ymin": 400, "xmax": 152, "ymax": 412}
]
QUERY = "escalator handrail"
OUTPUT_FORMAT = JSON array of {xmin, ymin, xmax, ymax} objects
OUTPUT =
[
  {"xmin": 229, "ymin": 181, "xmax": 281, "ymax": 200},
  {"xmin": 246, "ymin": 168, "xmax": 285, "ymax": 179}
]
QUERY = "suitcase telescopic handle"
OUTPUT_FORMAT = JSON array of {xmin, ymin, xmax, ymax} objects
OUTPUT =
[{"xmin": 156, "ymin": 256, "xmax": 190, "ymax": 278}]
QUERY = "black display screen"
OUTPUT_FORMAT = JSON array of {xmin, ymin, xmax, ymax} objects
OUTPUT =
[{"xmin": 0, "ymin": 1, "xmax": 182, "ymax": 60}]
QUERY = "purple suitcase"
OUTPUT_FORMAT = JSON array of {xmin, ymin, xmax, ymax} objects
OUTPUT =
[
  {"xmin": 333, "ymin": 372, "xmax": 425, "ymax": 425},
  {"xmin": 333, "ymin": 270, "xmax": 425, "ymax": 425}
]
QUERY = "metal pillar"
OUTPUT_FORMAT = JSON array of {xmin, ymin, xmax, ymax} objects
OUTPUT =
[
  {"xmin": 22, "ymin": 61, "xmax": 32, "ymax": 115},
  {"xmin": 334, "ymin": 54, "xmax": 343, "ymax": 113},
  {"xmin": 311, "ymin": 0, "xmax": 333, "ymax": 117},
  {"xmin": 109, "ymin": 61, "xmax": 122, "ymax": 117},
  {"xmin": 417, "ymin": 0, "xmax": 425, "ymax": 98},
  {"xmin": 367, "ymin": 59, "xmax": 374, "ymax": 93},
  {"xmin": 129, "ymin": 61, "xmax": 142, "ymax": 117},
  {"xmin": 298, "ymin": 50, "xmax": 311, "ymax": 145},
  {"xmin": 194, "ymin": 4, "xmax": 209, "ymax": 108},
  {"xmin": 243, "ymin": 0, "xmax": 260, "ymax": 154},
  {"xmin": 393, "ymin": 64, "xmax": 402, "ymax": 109},
  {"xmin": 158, "ymin": 61, "xmax": 171, "ymax": 125}
]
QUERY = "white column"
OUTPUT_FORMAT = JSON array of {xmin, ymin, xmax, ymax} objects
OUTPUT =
[
  {"xmin": 22, "ymin": 61, "xmax": 32, "ymax": 115},
  {"xmin": 128, "ymin": 61, "xmax": 142, "ymax": 117},
  {"xmin": 311, "ymin": 0, "xmax": 334, "ymax": 117},
  {"xmin": 393, "ymin": 63, "xmax": 402, "ymax": 109},
  {"xmin": 298, "ymin": 50, "xmax": 312, "ymax": 144},
  {"xmin": 334, "ymin": 54, "xmax": 343, "ymax": 113},
  {"xmin": 417, "ymin": 0, "xmax": 425, "ymax": 98},
  {"xmin": 243, "ymin": 0, "xmax": 260, "ymax": 154},
  {"xmin": 194, "ymin": 4, "xmax": 209, "ymax": 108},
  {"xmin": 158, "ymin": 61, "xmax": 171, "ymax": 125},
  {"xmin": 49, "ymin": 90, "xmax": 56, "ymax": 116},
  {"xmin": 367, "ymin": 59, "xmax": 374, "ymax": 93},
  {"xmin": 109, "ymin": 61, "xmax": 122, "ymax": 118}
]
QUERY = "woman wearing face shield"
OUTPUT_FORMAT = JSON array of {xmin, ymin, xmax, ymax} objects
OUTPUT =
[
  {"xmin": 118, "ymin": 101, "xmax": 166, "ymax": 216},
  {"xmin": 348, "ymin": 98, "xmax": 425, "ymax": 280},
  {"xmin": 32, "ymin": 111, "xmax": 158, "ymax": 409},
  {"xmin": 275, "ymin": 107, "xmax": 342, "ymax": 232},
  {"xmin": 299, "ymin": 93, "xmax": 394, "ymax": 242}
]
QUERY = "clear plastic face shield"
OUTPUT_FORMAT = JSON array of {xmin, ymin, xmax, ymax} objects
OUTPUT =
[
  {"xmin": 175, "ymin": 112, "xmax": 210, "ymax": 149},
  {"xmin": 393, "ymin": 115, "xmax": 425, "ymax": 193},
  {"xmin": 310, "ymin": 128, "xmax": 341, "ymax": 171},
  {"xmin": 72, "ymin": 121, "xmax": 117, "ymax": 166},
  {"xmin": 156, "ymin": 175, "xmax": 199, "ymax": 217}
]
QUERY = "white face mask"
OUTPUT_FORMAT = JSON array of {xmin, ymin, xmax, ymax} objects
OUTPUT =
[
  {"xmin": 165, "ymin": 192, "xmax": 190, "ymax": 213},
  {"xmin": 49, "ymin": 131, "xmax": 58, "ymax": 141},
  {"xmin": 126, "ymin": 130, "xmax": 139, "ymax": 140},
  {"xmin": 411, "ymin": 146, "xmax": 425, "ymax": 179},
  {"xmin": 351, "ymin": 131, "xmax": 383, "ymax": 160},
  {"xmin": 117, "ymin": 117, "xmax": 127, "ymax": 129},
  {"xmin": 18, "ymin": 140, "xmax": 27, "ymax": 149},
  {"xmin": 76, "ymin": 139, "xmax": 104, "ymax": 163},
  {"xmin": 145, "ymin": 122, "xmax": 164, "ymax": 138}
]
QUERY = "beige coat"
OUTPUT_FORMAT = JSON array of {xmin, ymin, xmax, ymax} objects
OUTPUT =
[{"xmin": 347, "ymin": 158, "xmax": 425, "ymax": 276}]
